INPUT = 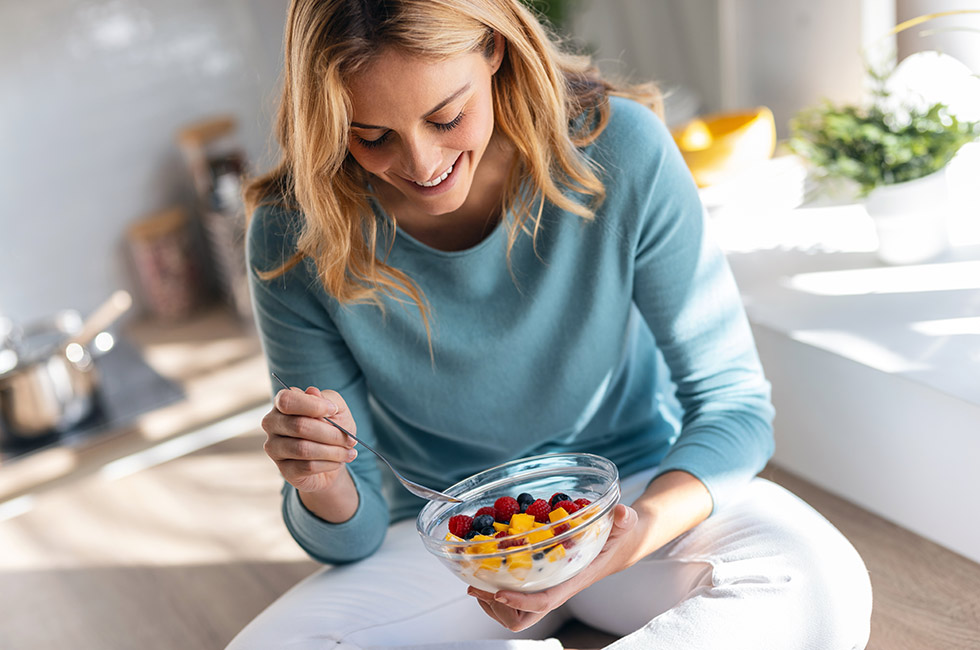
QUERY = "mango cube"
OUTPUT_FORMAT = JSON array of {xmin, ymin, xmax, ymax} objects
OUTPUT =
[
  {"xmin": 508, "ymin": 513, "xmax": 536, "ymax": 533},
  {"xmin": 479, "ymin": 556, "xmax": 503, "ymax": 571},
  {"xmin": 548, "ymin": 507, "xmax": 569, "ymax": 523},
  {"xmin": 545, "ymin": 544, "xmax": 567, "ymax": 562},
  {"xmin": 468, "ymin": 534, "xmax": 497, "ymax": 555},
  {"xmin": 493, "ymin": 522, "xmax": 509, "ymax": 533},
  {"xmin": 526, "ymin": 527, "xmax": 554, "ymax": 544},
  {"xmin": 507, "ymin": 551, "xmax": 533, "ymax": 571}
]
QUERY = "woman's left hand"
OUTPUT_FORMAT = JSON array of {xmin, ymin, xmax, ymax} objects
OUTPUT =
[{"xmin": 467, "ymin": 503, "xmax": 639, "ymax": 632}]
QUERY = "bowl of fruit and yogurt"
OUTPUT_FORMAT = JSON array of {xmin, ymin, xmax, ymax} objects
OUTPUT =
[{"xmin": 416, "ymin": 453, "xmax": 620, "ymax": 593}]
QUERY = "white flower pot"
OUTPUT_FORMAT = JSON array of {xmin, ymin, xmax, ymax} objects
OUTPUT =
[{"xmin": 864, "ymin": 169, "xmax": 950, "ymax": 265}]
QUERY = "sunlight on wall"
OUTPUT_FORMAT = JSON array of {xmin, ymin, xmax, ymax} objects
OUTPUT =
[
  {"xmin": 785, "ymin": 260, "xmax": 980, "ymax": 296},
  {"xmin": 910, "ymin": 316, "xmax": 980, "ymax": 337},
  {"xmin": 788, "ymin": 329, "xmax": 929, "ymax": 374}
]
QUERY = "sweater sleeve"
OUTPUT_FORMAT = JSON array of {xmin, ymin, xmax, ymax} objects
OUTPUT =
[
  {"xmin": 618, "ymin": 102, "xmax": 775, "ymax": 511},
  {"xmin": 247, "ymin": 204, "xmax": 389, "ymax": 564}
]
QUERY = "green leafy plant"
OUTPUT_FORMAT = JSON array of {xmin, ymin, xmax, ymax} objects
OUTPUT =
[
  {"xmin": 790, "ymin": 9, "xmax": 980, "ymax": 197},
  {"xmin": 789, "ymin": 69, "xmax": 980, "ymax": 197}
]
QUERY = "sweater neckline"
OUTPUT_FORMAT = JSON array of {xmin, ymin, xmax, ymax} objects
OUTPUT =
[{"xmin": 368, "ymin": 195, "xmax": 508, "ymax": 259}]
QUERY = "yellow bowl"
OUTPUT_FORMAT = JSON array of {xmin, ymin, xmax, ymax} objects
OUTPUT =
[{"xmin": 671, "ymin": 107, "xmax": 776, "ymax": 188}]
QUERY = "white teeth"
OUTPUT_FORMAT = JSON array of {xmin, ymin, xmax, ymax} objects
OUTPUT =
[{"xmin": 414, "ymin": 165, "xmax": 453, "ymax": 187}]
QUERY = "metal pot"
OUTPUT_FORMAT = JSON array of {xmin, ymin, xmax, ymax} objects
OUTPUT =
[{"xmin": 0, "ymin": 291, "xmax": 132, "ymax": 439}]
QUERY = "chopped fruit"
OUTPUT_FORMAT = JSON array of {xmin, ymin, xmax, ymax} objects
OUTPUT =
[
  {"xmin": 526, "ymin": 527, "xmax": 554, "ymax": 544},
  {"xmin": 448, "ymin": 515, "xmax": 473, "ymax": 538},
  {"xmin": 525, "ymin": 499, "xmax": 551, "ymax": 523},
  {"xmin": 494, "ymin": 496, "xmax": 520, "ymax": 523},
  {"xmin": 468, "ymin": 534, "xmax": 497, "ymax": 555},
  {"xmin": 498, "ymin": 536, "xmax": 525, "ymax": 549},
  {"xmin": 552, "ymin": 500, "xmax": 579, "ymax": 514},
  {"xmin": 479, "ymin": 557, "xmax": 503, "ymax": 570},
  {"xmin": 441, "ymin": 489, "xmax": 600, "ymax": 585},
  {"xmin": 548, "ymin": 507, "xmax": 570, "ymax": 523},
  {"xmin": 508, "ymin": 513, "xmax": 536, "ymax": 533},
  {"xmin": 516, "ymin": 492, "xmax": 535, "ymax": 513},
  {"xmin": 545, "ymin": 544, "xmax": 567, "ymax": 562},
  {"xmin": 549, "ymin": 493, "xmax": 571, "ymax": 508},
  {"xmin": 508, "ymin": 551, "xmax": 533, "ymax": 570}
]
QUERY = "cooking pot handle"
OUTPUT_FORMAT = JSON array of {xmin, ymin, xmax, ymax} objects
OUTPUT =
[{"xmin": 67, "ymin": 290, "xmax": 133, "ymax": 348}]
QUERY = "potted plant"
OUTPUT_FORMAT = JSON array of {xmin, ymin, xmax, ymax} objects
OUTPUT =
[{"xmin": 789, "ymin": 11, "xmax": 980, "ymax": 265}]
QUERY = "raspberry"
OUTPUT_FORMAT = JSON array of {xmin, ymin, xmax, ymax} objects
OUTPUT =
[
  {"xmin": 553, "ymin": 523, "xmax": 570, "ymax": 536},
  {"xmin": 448, "ymin": 515, "xmax": 472, "ymax": 538},
  {"xmin": 498, "ymin": 536, "xmax": 525, "ymax": 549},
  {"xmin": 573, "ymin": 498, "xmax": 591, "ymax": 508},
  {"xmin": 494, "ymin": 496, "xmax": 520, "ymax": 523},
  {"xmin": 525, "ymin": 498, "xmax": 551, "ymax": 523},
  {"xmin": 552, "ymin": 500, "xmax": 579, "ymax": 514},
  {"xmin": 549, "ymin": 492, "xmax": 570, "ymax": 508},
  {"xmin": 475, "ymin": 506, "xmax": 496, "ymax": 518}
]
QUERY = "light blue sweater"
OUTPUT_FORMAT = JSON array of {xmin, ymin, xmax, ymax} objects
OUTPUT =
[{"xmin": 247, "ymin": 96, "xmax": 774, "ymax": 565}]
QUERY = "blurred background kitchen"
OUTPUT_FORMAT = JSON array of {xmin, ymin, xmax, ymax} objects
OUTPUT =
[{"xmin": 1, "ymin": 2, "xmax": 979, "ymax": 649}]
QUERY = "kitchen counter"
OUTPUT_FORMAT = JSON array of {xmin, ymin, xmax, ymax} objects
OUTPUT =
[{"xmin": 0, "ymin": 306, "xmax": 270, "ymax": 504}]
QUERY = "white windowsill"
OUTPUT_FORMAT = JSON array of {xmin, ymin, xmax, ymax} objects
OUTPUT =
[{"xmin": 709, "ymin": 152, "xmax": 980, "ymax": 563}]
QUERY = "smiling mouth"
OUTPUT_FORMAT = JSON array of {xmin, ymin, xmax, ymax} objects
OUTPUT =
[
  {"xmin": 414, "ymin": 165, "xmax": 453, "ymax": 188},
  {"xmin": 412, "ymin": 154, "xmax": 462, "ymax": 188}
]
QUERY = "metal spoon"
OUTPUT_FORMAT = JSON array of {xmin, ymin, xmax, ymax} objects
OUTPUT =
[{"xmin": 272, "ymin": 373, "xmax": 462, "ymax": 503}]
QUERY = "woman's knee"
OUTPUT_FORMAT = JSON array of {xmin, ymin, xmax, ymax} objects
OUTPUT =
[{"xmin": 746, "ymin": 482, "xmax": 873, "ymax": 649}]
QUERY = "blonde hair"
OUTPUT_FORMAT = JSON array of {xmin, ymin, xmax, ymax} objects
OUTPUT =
[{"xmin": 246, "ymin": 0, "xmax": 661, "ymax": 332}]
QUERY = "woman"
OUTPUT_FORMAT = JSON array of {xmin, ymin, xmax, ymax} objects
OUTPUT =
[{"xmin": 230, "ymin": 1, "xmax": 872, "ymax": 648}]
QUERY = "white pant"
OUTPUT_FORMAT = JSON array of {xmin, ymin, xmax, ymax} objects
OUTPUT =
[{"xmin": 227, "ymin": 471, "xmax": 872, "ymax": 650}]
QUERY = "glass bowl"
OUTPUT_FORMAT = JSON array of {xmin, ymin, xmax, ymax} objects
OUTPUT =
[{"xmin": 417, "ymin": 453, "xmax": 620, "ymax": 593}]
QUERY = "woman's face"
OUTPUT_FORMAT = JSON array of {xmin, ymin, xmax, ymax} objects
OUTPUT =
[{"xmin": 346, "ymin": 41, "xmax": 503, "ymax": 221}]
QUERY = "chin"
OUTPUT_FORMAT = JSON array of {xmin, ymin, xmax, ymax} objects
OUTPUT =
[{"xmin": 413, "ymin": 185, "xmax": 470, "ymax": 217}]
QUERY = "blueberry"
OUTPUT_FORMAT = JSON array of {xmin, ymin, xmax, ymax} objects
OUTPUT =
[
  {"xmin": 516, "ymin": 493, "xmax": 534, "ymax": 513},
  {"xmin": 549, "ymin": 492, "xmax": 570, "ymax": 508},
  {"xmin": 472, "ymin": 514, "xmax": 495, "ymax": 534},
  {"xmin": 532, "ymin": 552, "xmax": 545, "ymax": 560}
]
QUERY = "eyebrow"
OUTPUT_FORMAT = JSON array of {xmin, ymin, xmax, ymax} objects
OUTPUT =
[{"xmin": 350, "ymin": 83, "xmax": 471, "ymax": 130}]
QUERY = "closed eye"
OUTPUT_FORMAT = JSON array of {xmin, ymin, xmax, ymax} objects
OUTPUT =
[
  {"xmin": 353, "ymin": 111, "xmax": 464, "ymax": 149},
  {"xmin": 356, "ymin": 131, "xmax": 391, "ymax": 149},
  {"xmin": 432, "ymin": 110, "xmax": 464, "ymax": 132}
]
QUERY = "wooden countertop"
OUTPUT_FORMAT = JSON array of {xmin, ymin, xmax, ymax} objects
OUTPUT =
[{"xmin": 0, "ymin": 307, "xmax": 270, "ymax": 503}]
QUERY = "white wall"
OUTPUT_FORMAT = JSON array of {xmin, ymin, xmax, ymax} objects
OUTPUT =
[
  {"xmin": 897, "ymin": 0, "xmax": 980, "ymax": 72},
  {"xmin": 0, "ymin": 0, "xmax": 290, "ymax": 324},
  {"xmin": 568, "ymin": 0, "xmax": 721, "ymax": 123},
  {"xmin": 569, "ymin": 0, "xmax": 896, "ymax": 136}
]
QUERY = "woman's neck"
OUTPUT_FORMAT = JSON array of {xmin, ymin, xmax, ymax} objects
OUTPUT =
[{"xmin": 376, "ymin": 133, "xmax": 515, "ymax": 252}]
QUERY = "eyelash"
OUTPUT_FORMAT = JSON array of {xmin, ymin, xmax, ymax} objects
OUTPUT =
[{"xmin": 356, "ymin": 111, "xmax": 465, "ymax": 149}]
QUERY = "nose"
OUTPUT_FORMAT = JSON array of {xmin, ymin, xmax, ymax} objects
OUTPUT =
[{"xmin": 399, "ymin": 134, "xmax": 444, "ymax": 183}]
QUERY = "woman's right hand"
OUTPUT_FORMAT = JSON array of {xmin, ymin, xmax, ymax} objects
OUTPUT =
[{"xmin": 261, "ymin": 385, "xmax": 360, "ymax": 495}]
